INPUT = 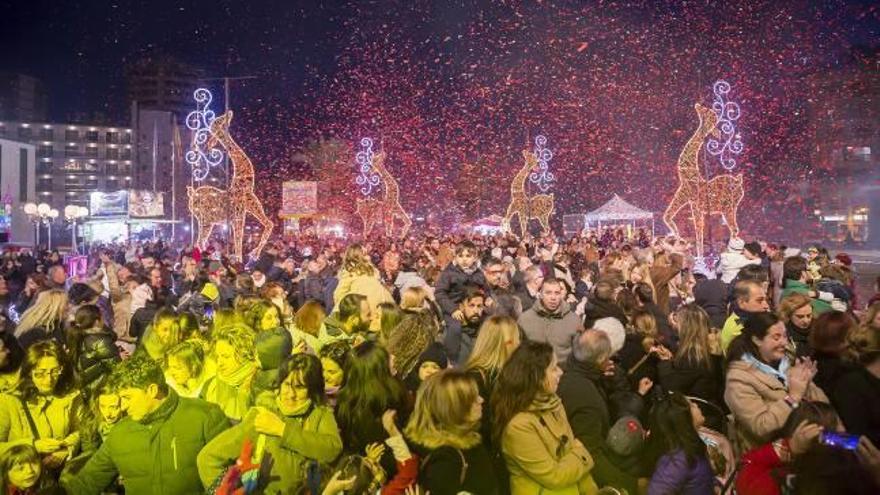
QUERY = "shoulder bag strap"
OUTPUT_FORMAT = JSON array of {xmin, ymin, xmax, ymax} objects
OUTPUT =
[{"xmin": 17, "ymin": 396, "xmax": 40, "ymax": 440}]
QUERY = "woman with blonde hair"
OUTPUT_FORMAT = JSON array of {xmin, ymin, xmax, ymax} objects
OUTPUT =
[
  {"xmin": 332, "ymin": 244, "xmax": 393, "ymax": 313},
  {"xmin": 405, "ymin": 369, "xmax": 498, "ymax": 494},
  {"xmin": 658, "ymin": 304, "xmax": 725, "ymax": 428},
  {"xmin": 290, "ymin": 300, "xmax": 325, "ymax": 354},
  {"xmin": 400, "ymin": 286, "xmax": 429, "ymax": 311},
  {"xmin": 463, "ymin": 315, "xmax": 521, "ymax": 443},
  {"xmin": 14, "ymin": 289, "xmax": 68, "ymax": 347},
  {"xmin": 778, "ymin": 292, "xmax": 815, "ymax": 357},
  {"xmin": 201, "ymin": 324, "xmax": 258, "ymax": 421}
]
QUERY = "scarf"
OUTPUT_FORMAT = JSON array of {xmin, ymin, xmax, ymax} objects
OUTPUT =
[
  {"xmin": 218, "ymin": 360, "xmax": 258, "ymax": 387},
  {"xmin": 742, "ymin": 353, "xmax": 791, "ymax": 388}
]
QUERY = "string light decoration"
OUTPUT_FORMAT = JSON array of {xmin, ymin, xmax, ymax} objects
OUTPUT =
[
  {"xmin": 502, "ymin": 147, "xmax": 555, "ymax": 235},
  {"xmin": 528, "ymin": 135, "xmax": 555, "ymax": 192},
  {"xmin": 663, "ymin": 103, "xmax": 744, "ymax": 255},
  {"xmin": 187, "ymin": 111, "xmax": 274, "ymax": 260},
  {"xmin": 706, "ymin": 80, "xmax": 744, "ymax": 171},
  {"xmin": 355, "ymin": 144, "xmax": 412, "ymax": 238},
  {"xmin": 185, "ymin": 88, "xmax": 225, "ymax": 181},
  {"xmin": 355, "ymin": 137, "xmax": 381, "ymax": 196}
]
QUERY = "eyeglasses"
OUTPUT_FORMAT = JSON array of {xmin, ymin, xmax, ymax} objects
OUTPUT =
[{"xmin": 32, "ymin": 368, "xmax": 62, "ymax": 379}]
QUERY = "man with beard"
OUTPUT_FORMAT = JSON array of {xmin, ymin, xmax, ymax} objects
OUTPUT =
[
  {"xmin": 443, "ymin": 285, "xmax": 486, "ymax": 365},
  {"xmin": 519, "ymin": 278, "xmax": 582, "ymax": 364},
  {"xmin": 322, "ymin": 293, "xmax": 373, "ymax": 346}
]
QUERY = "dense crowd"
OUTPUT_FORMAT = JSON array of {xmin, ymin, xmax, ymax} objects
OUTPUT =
[{"xmin": 0, "ymin": 226, "xmax": 878, "ymax": 495}]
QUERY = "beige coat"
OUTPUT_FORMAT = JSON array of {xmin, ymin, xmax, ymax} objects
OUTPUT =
[
  {"xmin": 332, "ymin": 269, "xmax": 393, "ymax": 313},
  {"xmin": 501, "ymin": 393, "xmax": 598, "ymax": 495},
  {"xmin": 0, "ymin": 391, "xmax": 84, "ymax": 452},
  {"xmin": 106, "ymin": 262, "xmax": 132, "ymax": 339},
  {"xmin": 724, "ymin": 360, "xmax": 829, "ymax": 451}
]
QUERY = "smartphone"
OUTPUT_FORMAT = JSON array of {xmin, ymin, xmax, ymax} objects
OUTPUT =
[
  {"xmin": 819, "ymin": 431, "xmax": 859, "ymax": 450},
  {"xmin": 204, "ymin": 306, "xmax": 215, "ymax": 320}
]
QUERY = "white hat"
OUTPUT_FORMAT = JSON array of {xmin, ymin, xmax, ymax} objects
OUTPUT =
[
  {"xmin": 593, "ymin": 317, "xmax": 626, "ymax": 355},
  {"xmin": 728, "ymin": 237, "xmax": 745, "ymax": 252}
]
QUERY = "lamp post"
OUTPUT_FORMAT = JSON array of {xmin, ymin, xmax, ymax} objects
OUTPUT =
[
  {"xmin": 22, "ymin": 202, "xmax": 59, "ymax": 249},
  {"xmin": 64, "ymin": 205, "xmax": 89, "ymax": 254}
]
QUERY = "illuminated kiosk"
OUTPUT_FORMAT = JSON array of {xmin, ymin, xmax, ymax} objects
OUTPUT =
[
  {"xmin": 82, "ymin": 190, "xmax": 177, "ymax": 244},
  {"xmin": 585, "ymin": 194, "xmax": 655, "ymax": 237}
]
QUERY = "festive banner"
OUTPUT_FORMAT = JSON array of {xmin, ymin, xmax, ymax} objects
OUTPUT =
[
  {"xmin": 89, "ymin": 191, "xmax": 129, "ymax": 217},
  {"xmin": 128, "ymin": 190, "xmax": 165, "ymax": 218},
  {"xmin": 280, "ymin": 181, "xmax": 318, "ymax": 217}
]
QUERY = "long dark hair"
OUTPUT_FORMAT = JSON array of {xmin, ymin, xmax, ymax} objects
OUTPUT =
[
  {"xmin": 277, "ymin": 353, "xmax": 326, "ymax": 406},
  {"xmin": 335, "ymin": 341, "xmax": 406, "ymax": 452},
  {"xmin": 649, "ymin": 392, "xmax": 707, "ymax": 465},
  {"xmin": 490, "ymin": 340, "xmax": 554, "ymax": 444},
  {"xmin": 726, "ymin": 312, "xmax": 782, "ymax": 365},
  {"xmin": 0, "ymin": 331, "xmax": 24, "ymax": 374}
]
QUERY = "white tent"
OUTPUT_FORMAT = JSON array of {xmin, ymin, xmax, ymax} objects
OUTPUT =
[{"xmin": 584, "ymin": 194, "xmax": 655, "ymax": 235}]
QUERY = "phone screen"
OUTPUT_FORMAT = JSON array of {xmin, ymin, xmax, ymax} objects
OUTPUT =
[
  {"xmin": 819, "ymin": 431, "xmax": 859, "ymax": 450},
  {"xmin": 204, "ymin": 306, "xmax": 215, "ymax": 320}
]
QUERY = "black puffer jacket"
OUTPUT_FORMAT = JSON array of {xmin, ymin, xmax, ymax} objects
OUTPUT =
[
  {"xmin": 76, "ymin": 329, "xmax": 121, "ymax": 392},
  {"xmin": 434, "ymin": 263, "xmax": 488, "ymax": 315}
]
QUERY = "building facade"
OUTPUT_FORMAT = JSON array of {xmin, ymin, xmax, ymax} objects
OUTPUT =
[
  {"xmin": 0, "ymin": 138, "xmax": 36, "ymax": 245},
  {"xmin": 0, "ymin": 120, "xmax": 133, "ymax": 211}
]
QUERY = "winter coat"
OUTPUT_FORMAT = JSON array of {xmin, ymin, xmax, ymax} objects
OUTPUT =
[
  {"xmin": 518, "ymin": 300, "xmax": 581, "ymax": 364},
  {"xmin": 197, "ymin": 399, "xmax": 342, "ymax": 494},
  {"xmin": 200, "ymin": 371, "xmax": 256, "ymax": 422},
  {"xmin": 812, "ymin": 352, "xmax": 858, "ymax": 402},
  {"xmin": 693, "ymin": 279, "xmax": 728, "ymax": 329},
  {"xmin": 105, "ymin": 262, "xmax": 132, "ymax": 339},
  {"xmin": 0, "ymin": 391, "xmax": 84, "ymax": 451},
  {"xmin": 647, "ymin": 449, "xmax": 714, "ymax": 495},
  {"xmin": 827, "ymin": 366, "xmax": 880, "ymax": 447},
  {"xmin": 724, "ymin": 359, "xmax": 829, "ymax": 451},
  {"xmin": 786, "ymin": 321, "xmax": 812, "ymax": 358},
  {"xmin": 75, "ymin": 329, "xmax": 121, "ymax": 392},
  {"xmin": 558, "ymin": 357, "xmax": 638, "ymax": 494},
  {"xmin": 652, "ymin": 257, "xmax": 684, "ymax": 313},
  {"xmin": 413, "ymin": 444, "xmax": 499, "ymax": 495},
  {"xmin": 443, "ymin": 316, "xmax": 482, "ymax": 366},
  {"xmin": 657, "ymin": 356, "xmax": 725, "ymax": 428},
  {"xmin": 718, "ymin": 252, "xmax": 759, "ymax": 284},
  {"xmin": 433, "ymin": 263, "xmax": 488, "ymax": 315},
  {"xmin": 501, "ymin": 393, "xmax": 598, "ymax": 495},
  {"xmin": 582, "ymin": 299, "xmax": 627, "ymax": 330},
  {"xmin": 61, "ymin": 392, "xmax": 229, "ymax": 495},
  {"xmin": 332, "ymin": 269, "xmax": 393, "ymax": 313},
  {"xmin": 297, "ymin": 274, "xmax": 328, "ymax": 309}
]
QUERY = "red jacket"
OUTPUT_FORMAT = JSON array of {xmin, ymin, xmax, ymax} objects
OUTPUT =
[
  {"xmin": 735, "ymin": 442, "xmax": 788, "ymax": 495},
  {"xmin": 381, "ymin": 456, "xmax": 419, "ymax": 495}
]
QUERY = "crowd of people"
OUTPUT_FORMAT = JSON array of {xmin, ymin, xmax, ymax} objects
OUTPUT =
[{"xmin": 0, "ymin": 226, "xmax": 878, "ymax": 495}]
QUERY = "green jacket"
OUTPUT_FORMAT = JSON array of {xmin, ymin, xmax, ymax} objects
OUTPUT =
[
  {"xmin": 62, "ymin": 391, "xmax": 229, "ymax": 495},
  {"xmin": 781, "ymin": 280, "xmax": 832, "ymax": 314},
  {"xmin": 197, "ymin": 399, "xmax": 342, "ymax": 494}
]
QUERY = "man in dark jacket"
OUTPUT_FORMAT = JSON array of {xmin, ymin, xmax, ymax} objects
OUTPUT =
[
  {"xmin": 514, "ymin": 265, "xmax": 544, "ymax": 311},
  {"xmin": 582, "ymin": 280, "xmax": 627, "ymax": 329},
  {"xmin": 63, "ymin": 354, "xmax": 229, "ymax": 495},
  {"xmin": 559, "ymin": 330, "xmax": 639, "ymax": 495},
  {"xmin": 443, "ymin": 286, "xmax": 485, "ymax": 365},
  {"xmin": 693, "ymin": 273, "xmax": 729, "ymax": 329}
]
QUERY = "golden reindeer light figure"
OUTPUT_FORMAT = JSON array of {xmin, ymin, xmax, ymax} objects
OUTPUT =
[
  {"xmin": 502, "ymin": 146, "xmax": 555, "ymax": 235},
  {"xmin": 354, "ymin": 139, "xmax": 411, "ymax": 238},
  {"xmin": 187, "ymin": 111, "xmax": 274, "ymax": 260},
  {"xmin": 663, "ymin": 103, "xmax": 744, "ymax": 254}
]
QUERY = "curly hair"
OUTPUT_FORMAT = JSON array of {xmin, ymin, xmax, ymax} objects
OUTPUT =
[
  {"xmin": 212, "ymin": 324, "xmax": 257, "ymax": 363},
  {"xmin": 110, "ymin": 353, "xmax": 168, "ymax": 395}
]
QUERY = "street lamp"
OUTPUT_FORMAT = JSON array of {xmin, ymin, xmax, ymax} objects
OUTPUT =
[
  {"xmin": 23, "ymin": 202, "xmax": 59, "ymax": 249},
  {"xmin": 64, "ymin": 205, "xmax": 89, "ymax": 254}
]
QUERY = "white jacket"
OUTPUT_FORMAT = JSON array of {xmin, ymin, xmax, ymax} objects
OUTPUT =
[{"xmin": 718, "ymin": 251, "xmax": 760, "ymax": 284}]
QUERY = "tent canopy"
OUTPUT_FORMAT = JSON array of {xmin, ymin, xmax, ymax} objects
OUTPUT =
[{"xmin": 585, "ymin": 194, "xmax": 653, "ymax": 222}]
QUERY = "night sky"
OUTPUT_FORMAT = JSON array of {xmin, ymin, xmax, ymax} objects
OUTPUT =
[{"xmin": 3, "ymin": 0, "xmax": 878, "ymax": 238}]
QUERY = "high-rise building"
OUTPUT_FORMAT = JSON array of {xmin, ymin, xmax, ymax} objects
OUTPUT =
[
  {"xmin": 126, "ymin": 56, "xmax": 202, "ymax": 116},
  {"xmin": 0, "ymin": 73, "xmax": 49, "ymax": 122},
  {"xmin": 0, "ymin": 120, "xmax": 133, "ymax": 210}
]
